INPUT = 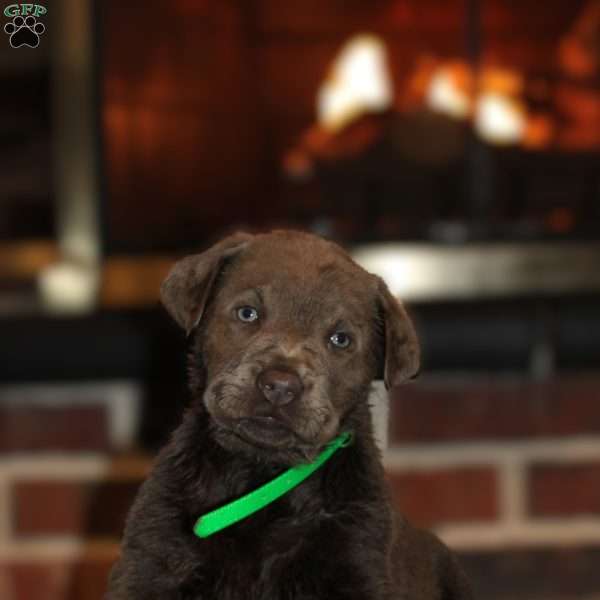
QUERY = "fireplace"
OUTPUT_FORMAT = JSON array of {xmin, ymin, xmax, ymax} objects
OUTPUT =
[{"xmin": 99, "ymin": 0, "xmax": 600, "ymax": 251}]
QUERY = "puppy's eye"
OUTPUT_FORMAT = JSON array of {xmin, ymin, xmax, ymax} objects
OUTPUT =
[
  {"xmin": 237, "ymin": 306, "xmax": 259, "ymax": 323},
  {"xmin": 330, "ymin": 331, "xmax": 351, "ymax": 349}
]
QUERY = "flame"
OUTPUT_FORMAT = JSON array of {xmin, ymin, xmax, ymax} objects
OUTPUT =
[
  {"xmin": 314, "ymin": 33, "xmax": 554, "ymax": 150},
  {"xmin": 475, "ymin": 93, "xmax": 527, "ymax": 145},
  {"xmin": 426, "ymin": 62, "xmax": 472, "ymax": 119},
  {"xmin": 423, "ymin": 62, "xmax": 528, "ymax": 145},
  {"xmin": 317, "ymin": 34, "xmax": 392, "ymax": 132}
]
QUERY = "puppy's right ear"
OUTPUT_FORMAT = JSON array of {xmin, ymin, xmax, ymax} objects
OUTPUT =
[{"xmin": 160, "ymin": 232, "xmax": 253, "ymax": 334}]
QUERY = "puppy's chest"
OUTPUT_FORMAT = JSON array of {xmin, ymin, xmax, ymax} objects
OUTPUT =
[{"xmin": 185, "ymin": 519, "xmax": 325, "ymax": 600}]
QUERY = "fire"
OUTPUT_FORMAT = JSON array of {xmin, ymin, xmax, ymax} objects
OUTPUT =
[
  {"xmin": 317, "ymin": 36, "xmax": 532, "ymax": 147},
  {"xmin": 426, "ymin": 62, "xmax": 472, "ymax": 119},
  {"xmin": 307, "ymin": 4, "xmax": 600, "ymax": 156},
  {"xmin": 317, "ymin": 34, "xmax": 393, "ymax": 132},
  {"xmin": 475, "ymin": 93, "xmax": 527, "ymax": 145},
  {"xmin": 423, "ymin": 63, "xmax": 528, "ymax": 145}
]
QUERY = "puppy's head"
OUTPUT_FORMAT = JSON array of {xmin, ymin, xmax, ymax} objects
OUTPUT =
[{"xmin": 161, "ymin": 231, "xmax": 419, "ymax": 463}]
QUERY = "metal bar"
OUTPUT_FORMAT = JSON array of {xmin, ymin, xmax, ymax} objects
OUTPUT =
[{"xmin": 353, "ymin": 242, "xmax": 600, "ymax": 301}]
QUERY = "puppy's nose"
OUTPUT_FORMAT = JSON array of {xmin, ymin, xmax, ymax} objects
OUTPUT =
[{"xmin": 257, "ymin": 369, "xmax": 303, "ymax": 406}]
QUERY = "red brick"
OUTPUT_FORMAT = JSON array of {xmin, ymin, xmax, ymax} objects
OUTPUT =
[
  {"xmin": 14, "ymin": 480, "xmax": 141, "ymax": 537},
  {"xmin": 529, "ymin": 462, "xmax": 600, "ymax": 517},
  {"xmin": 1, "ymin": 562, "xmax": 66, "ymax": 600},
  {"xmin": 1, "ymin": 558, "xmax": 114, "ymax": 600},
  {"xmin": 387, "ymin": 467, "xmax": 499, "ymax": 527},
  {"xmin": 0, "ymin": 406, "xmax": 109, "ymax": 453},
  {"xmin": 390, "ymin": 376, "xmax": 600, "ymax": 443},
  {"xmin": 460, "ymin": 546, "xmax": 600, "ymax": 600},
  {"xmin": 65, "ymin": 558, "xmax": 116, "ymax": 600}
]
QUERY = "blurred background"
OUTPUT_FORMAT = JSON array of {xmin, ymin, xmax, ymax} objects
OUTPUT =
[{"xmin": 1, "ymin": 0, "xmax": 600, "ymax": 598}]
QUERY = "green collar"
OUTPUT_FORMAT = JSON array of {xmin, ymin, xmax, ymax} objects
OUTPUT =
[{"xmin": 193, "ymin": 431, "xmax": 352, "ymax": 538}]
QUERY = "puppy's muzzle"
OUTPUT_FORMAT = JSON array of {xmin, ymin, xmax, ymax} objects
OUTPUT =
[{"xmin": 256, "ymin": 369, "xmax": 303, "ymax": 407}]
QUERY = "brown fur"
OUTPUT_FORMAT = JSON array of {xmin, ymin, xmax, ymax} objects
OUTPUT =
[{"xmin": 107, "ymin": 230, "xmax": 472, "ymax": 600}]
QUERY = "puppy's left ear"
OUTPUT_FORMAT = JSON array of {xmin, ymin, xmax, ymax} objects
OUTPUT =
[
  {"xmin": 376, "ymin": 277, "xmax": 420, "ymax": 390},
  {"xmin": 161, "ymin": 232, "xmax": 253, "ymax": 335}
]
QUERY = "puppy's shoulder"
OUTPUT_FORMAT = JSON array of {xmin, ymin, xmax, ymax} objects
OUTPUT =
[{"xmin": 393, "ymin": 517, "xmax": 474, "ymax": 600}]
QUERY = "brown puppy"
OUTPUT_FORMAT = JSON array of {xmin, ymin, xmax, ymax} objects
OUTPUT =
[{"xmin": 107, "ymin": 230, "xmax": 472, "ymax": 600}]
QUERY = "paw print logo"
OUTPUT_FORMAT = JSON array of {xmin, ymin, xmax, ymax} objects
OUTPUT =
[{"xmin": 4, "ymin": 15, "xmax": 45, "ymax": 48}]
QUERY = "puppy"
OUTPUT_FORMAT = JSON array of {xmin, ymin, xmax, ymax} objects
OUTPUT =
[{"xmin": 107, "ymin": 230, "xmax": 472, "ymax": 600}]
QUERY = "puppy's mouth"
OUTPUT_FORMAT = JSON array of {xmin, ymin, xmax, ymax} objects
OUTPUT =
[
  {"xmin": 214, "ymin": 414, "xmax": 305, "ymax": 449},
  {"xmin": 237, "ymin": 416, "xmax": 295, "ymax": 443},
  {"xmin": 213, "ymin": 415, "xmax": 313, "ymax": 449}
]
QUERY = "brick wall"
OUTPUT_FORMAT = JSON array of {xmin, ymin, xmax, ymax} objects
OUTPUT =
[
  {"xmin": 2, "ymin": 375, "xmax": 600, "ymax": 599},
  {"xmin": 387, "ymin": 373, "xmax": 600, "ymax": 600},
  {"xmin": 0, "ymin": 383, "xmax": 146, "ymax": 600}
]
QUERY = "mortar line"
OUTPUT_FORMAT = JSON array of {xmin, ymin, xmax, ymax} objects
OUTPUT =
[
  {"xmin": 498, "ymin": 457, "xmax": 528, "ymax": 525},
  {"xmin": 384, "ymin": 436, "xmax": 600, "ymax": 469},
  {"xmin": 437, "ymin": 519, "xmax": 600, "ymax": 550},
  {"xmin": 0, "ymin": 473, "xmax": 11, "ymax": 543}
]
